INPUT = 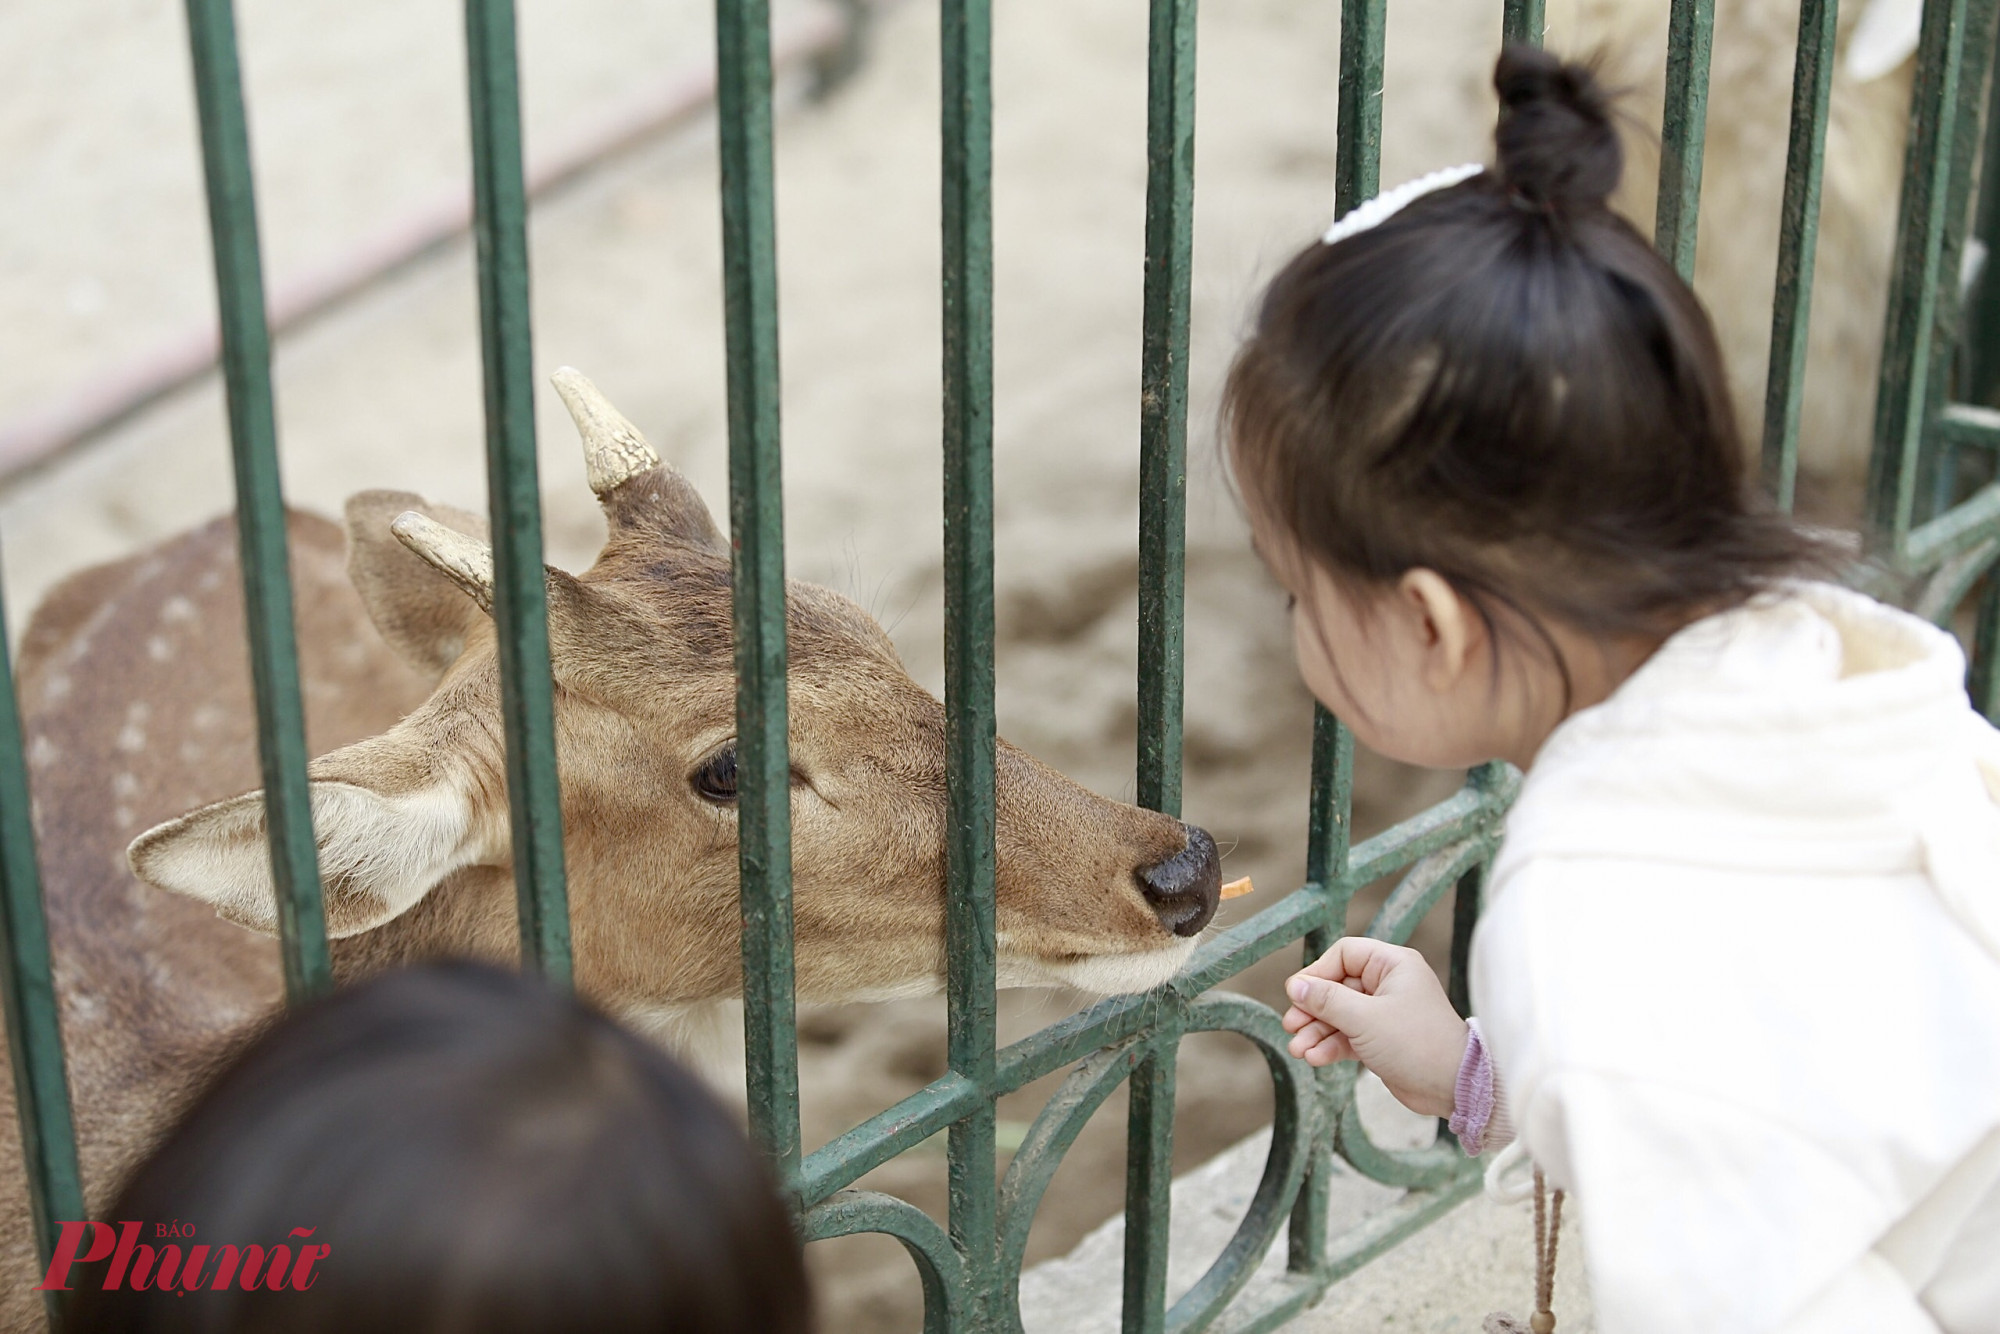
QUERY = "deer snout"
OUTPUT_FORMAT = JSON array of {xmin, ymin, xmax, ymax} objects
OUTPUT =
[{"xmin": 1135, "ymin": 825, "xmax": 1220, "ymax": 938}]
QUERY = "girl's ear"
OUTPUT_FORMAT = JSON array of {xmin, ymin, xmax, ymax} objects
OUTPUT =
[{"xmin": 1398, "ymin": 568, "xmax": 1481, "ymax": 690}]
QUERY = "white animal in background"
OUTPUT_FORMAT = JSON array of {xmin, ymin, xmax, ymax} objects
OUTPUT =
[{"xmin": 1549, "ymin": 0, "xmax": 1926, "ymax": 515}]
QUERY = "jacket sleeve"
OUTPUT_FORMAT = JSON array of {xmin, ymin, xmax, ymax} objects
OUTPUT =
[
  {"xmin": 1777, "ymin": 1255, "xmax": 1941, "ymax": 1334},
  {"xmin": 1517, "ymin": 1070, "xmax": 1922, "ymax": 1334}
]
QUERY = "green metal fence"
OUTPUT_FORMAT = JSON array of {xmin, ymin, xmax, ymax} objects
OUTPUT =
[{"xmin": 7, "ymin": 0, "xmax": 2000, "ymax": 1330}]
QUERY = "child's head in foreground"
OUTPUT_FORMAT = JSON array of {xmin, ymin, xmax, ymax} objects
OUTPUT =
[
  {"xmin": 68, "ymin": 961, "xmax": 812, "ymax": 1334},
  {"xmin": 1228, "ymin": 46, "xmax": 1833, "ymax": 771}
]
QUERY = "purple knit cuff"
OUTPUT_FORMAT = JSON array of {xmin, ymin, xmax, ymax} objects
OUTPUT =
[{"xmin": 1448, "ymin": 1018, "xmax": 1496, "ymax": 1154}]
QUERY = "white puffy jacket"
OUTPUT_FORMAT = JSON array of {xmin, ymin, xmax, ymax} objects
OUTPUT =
[{"xmin": 1473, "ymin": 582, "xmax": 2000, "ymax": 1333}]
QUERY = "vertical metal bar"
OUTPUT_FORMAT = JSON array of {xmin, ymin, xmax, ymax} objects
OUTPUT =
[
  {"xmin": 1436, "ymin": 857, "xmax": 1486, "ymax": 1148},
  {"xmin": 1502, "ymin": 0, "xmax": 1545, "ymax": 47},
  {"xmin": 1760, "ymin": 0, "xmax": 1838, "ymax": 512},
  {"xmin": 1301, "ymin": 709, "xmax": 1357, "ymax": 924},
  {"xmin": 0, "ymin": 559, "xmax": 84, "ymax": 1325},
  {"xmin": 1334, "ymin": 0, "xmax": 1386, "ymax": 224},
  {"xmin": 1655, "ymin": 0, "xmax": 1716, "ymax": 281},
  {"xmin": 1444, "ymin": 864, "xmax": 1482, "ymax": 1023},
  {"xmin": 183, "ymin": 0, "xmax": 329, "ymax": 1004},
  {"xmin": 1321, "ymin": 0, "xmax": 1378, "ymax": 935},
  {"xmin": 942, "ymin": 0, "xmax": 999, "ymax": 1319},
  {"xmin": 1289, "ymin": 709, "xmax": 1352, "ymax": 1276},
  {"xmin": 716, "ymin": 0, "xmax": 801, "ymax": 1192},
  {"xmin": 1973, "ymin": 572, "xmax": 2000, "ymax": 721},
  {"xmin": 1286, "ymin": 1134, "xmax": 1336, "ymax": 1277},
  {"xmin": 1128, "ymin": 5, "xmax": 1195, "ymax": 1320},
  {"xmin": 1122, "ymin": 1035, "xmax": 1179, "ymax": 1334},
  {"xmin": 1917, "ymin": 0, "xmax": 2000, "ymax": 526},
  {"xmin": 1136, "ymin": 0, "xmax": 1197, "ymax": 820},
  {"xmin": 1927, "ymin": 428, "xmax": 1965, "ymax": 525},
  {"xmin": 1291, "ymin": 16, "xmax": 1380, "ymax": 1270},
  {"xmin": 1870, "ymin": 0, "xmax": 1974, "ymax": 550},
  {"xmin": 1961, "ymin": 53, "xmax": 2000, "ymax": 405},
  {"xmin": 465, "ymin": 0, "xmax": 572, "ymax": 986}
]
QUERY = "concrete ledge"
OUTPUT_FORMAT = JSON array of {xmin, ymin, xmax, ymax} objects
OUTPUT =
[{"xmin": 1018, "ymin": 1075, "xmax": 1596, "ymax": 1332}]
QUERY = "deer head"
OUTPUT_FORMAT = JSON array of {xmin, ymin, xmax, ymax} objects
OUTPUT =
[{"xmin": 127, "ymin": 370, "xmax": 1221, "ymax": 1009}]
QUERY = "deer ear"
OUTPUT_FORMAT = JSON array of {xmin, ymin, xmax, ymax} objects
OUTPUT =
[
  {"xmin": 127, "ymin": 768, "xmax": 486, "ymax": 939},
  {"xmin": 345, "ymin": 490, "xmax": 491, "ymax": 678}
]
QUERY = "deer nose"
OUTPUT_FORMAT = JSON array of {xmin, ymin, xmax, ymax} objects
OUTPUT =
[{"xmin": 1136, "ymin": 825, "xmax": 1220, "ymax": 938}]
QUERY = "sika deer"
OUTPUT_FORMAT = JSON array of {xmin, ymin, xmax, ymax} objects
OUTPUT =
[{"xmin": 0, "ymin": 369, "xmax": 1220, "ymax": 1323}]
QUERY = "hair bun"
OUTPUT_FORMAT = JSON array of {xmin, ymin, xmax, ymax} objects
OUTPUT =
[{"xmin": 1493, "ymin": 45, "xmax": 1622, "ymax": 210}]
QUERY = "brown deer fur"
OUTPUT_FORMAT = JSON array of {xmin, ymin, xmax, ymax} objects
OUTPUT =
[{"xmin": 0, "ymin": 371, "xmax": 1215, "ymax": 1322}]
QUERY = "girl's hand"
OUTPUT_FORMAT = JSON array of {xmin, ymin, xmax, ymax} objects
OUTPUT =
[{"xmin": 1281, "ymin": 937, "xmax": 1467, "ymax": 1119}]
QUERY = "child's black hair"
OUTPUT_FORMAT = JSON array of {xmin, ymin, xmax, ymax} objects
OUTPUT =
[
  {"xmin": 1226, "ymin": 46, "xmax": 1834, "ymax": 668},
  {"xmin": 67, "ymin": 961, "xmax": 813, "ymax": 1334}
]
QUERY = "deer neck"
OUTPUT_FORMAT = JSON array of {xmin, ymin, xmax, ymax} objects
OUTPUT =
[{"xmin": 328, "ymin": 863, "xmax": 520, "ymax": 982}]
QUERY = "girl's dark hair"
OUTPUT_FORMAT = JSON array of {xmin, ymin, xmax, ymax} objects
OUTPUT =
[
  {"xmin": 69, "ymin": 962, "xmax": 812, "ymax": 1334},
  {"xmin": 1226, "ymin": 46, "xmax": 1833, "ymax": 667}
]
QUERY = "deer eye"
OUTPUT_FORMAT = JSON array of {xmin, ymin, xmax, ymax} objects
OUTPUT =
[{"xmin": 691, "ymin": 748, "xmax": 739, "ymax": 804}]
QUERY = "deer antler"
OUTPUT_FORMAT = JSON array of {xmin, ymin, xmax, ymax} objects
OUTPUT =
[
  {"xmin": 552, "ymin": 366, "xmax": 660, "ymax": 496},
  {"xmin": 390, "ymin": 512, "xmax": 494, "ymax": 612},
  {"xmin": 549, "ymin": 365, "xmax": 723, "ymax": 553}
]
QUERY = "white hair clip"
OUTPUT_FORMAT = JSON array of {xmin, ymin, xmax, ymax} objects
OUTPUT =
[{"xmin": 1321, "ymin": 162, "xmax": 1485, "ymax": 247}]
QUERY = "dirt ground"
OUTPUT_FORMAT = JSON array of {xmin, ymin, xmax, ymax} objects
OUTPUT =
[{"xmin": 0, "ymin": 0, "xmax": 1527, "ymax": 1328}]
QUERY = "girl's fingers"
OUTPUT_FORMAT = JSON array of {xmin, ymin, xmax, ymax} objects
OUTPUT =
[
  {"xmin": 1299, "ymin": 936, "xmax": 1410, "ymax": 989},
  {"xmin": 1286, "ymin": 1019, "xmax": 1334, "ymax": 1057},
  {"xmin": 1296, "ymin": 951, "xmax": 1357, "ymax": 986},
  {"xmin": 1285, "ymin": 972, "xmax": 1371, "ymax": 1030},
  {"xmin": 1302, "ymin": 1032, "xmax": 1357, "ymax": 1067},
  {"xmin": 1281, "ymin": 1004, "xmax": 1313, "ymax": 1034}
]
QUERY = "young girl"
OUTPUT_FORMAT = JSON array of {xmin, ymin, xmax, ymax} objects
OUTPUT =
[
  {"xmin": 64, "ymin": 962, "xmax": 813, "ymax": 1334},
  {"xmin": 1242, "ymin": 47, "xmax": 2000, "ymax": 1334}
]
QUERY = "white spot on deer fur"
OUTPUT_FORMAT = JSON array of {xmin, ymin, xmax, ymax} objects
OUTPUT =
[
  {"xmin": 54, "ymin": 594, "xmax": 125, "ymax": 674},
  {"xmin": 113, "ymin": 773, "xmax": 140, "ymax": 801},
  {"xmin": 115, "ymin": 806, "xmax": 133, "ymax": 829},
  {"xmin": 146, "ymin": 634, "xmax": 174, "ymax": 662},
  {"xmin": 198, "ymin": 569, "xmax": 222, "ymax": 592},
  {"xmin": 192, "ymin": 704, "xmax": 226, "ymax": 732},
  {"xmin": 117, "ymin": 702, "xmax": 150, "ymax": 754},
  {"xmin": 28, "ymin": 736, "xmax": 58, "ymax": 768},
  {"xmin": 42, "ymin": 674, "xmax": 71, "ymax": 703},
  {"xmin": 160, "ymin": 595, "xmax": 196, "ymax": 625}
]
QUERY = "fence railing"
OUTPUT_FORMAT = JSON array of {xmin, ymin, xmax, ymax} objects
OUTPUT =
[{"xmin": 7, "ymin": 0, "xmax": 2000, "ymax": 1330}]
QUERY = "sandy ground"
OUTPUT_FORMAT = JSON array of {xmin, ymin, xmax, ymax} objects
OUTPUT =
[{"xmin": 1, "ymin": 0, "xmax": 1560, "ymax": 1328}]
